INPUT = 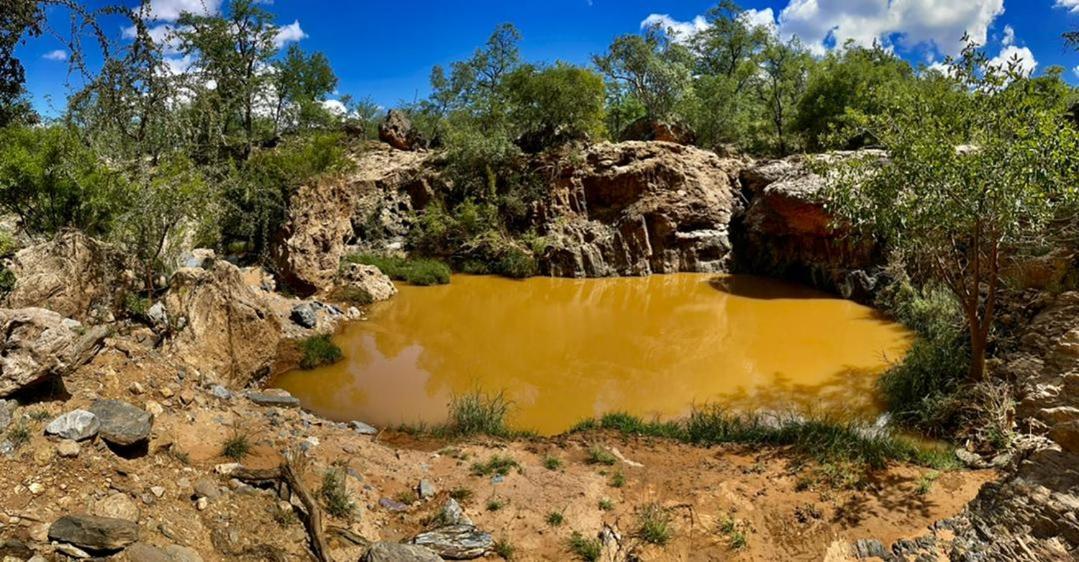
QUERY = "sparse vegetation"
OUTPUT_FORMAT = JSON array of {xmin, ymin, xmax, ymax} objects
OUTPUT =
[
  {"xmin": 637, "ymin": 503, "xmax": 672, "ymax": 545},
  {"xmin": 449, "ymin": 487, "xmax": 474, "ymax": 502},
  {"xmin": 443, "ymin": 390, "xmax": 512, "ymax": 437},
  {"xmin": 493, "ymin": 537, "xmax": 516, "ymax": 559},
  {"xmin": 546, "ymin": 511, "xmax": 564, "ymax": 526},
  {"xmin": 471, "ymin": 455, "xmax": 521, "ymax": 477},
  {"xmin": 320, "ymin": 467, "xmax": 355, "ymax": 518},
  {"xmin": 568, "ymin": 531, "xmax": 603, "ymax": 561},
  {"xmin": 720, "ymin": 516, "xmax": 748, "ymax": 550},
  {"xmin": 598, "ymin": 498, "xmax": 614, "ymax": 511},
  {"xmin": 608, "ymin": 471, "xmax": 625, "ymax": 488},
  {"xmin": 395, "ymin": 490, "xmax": 419, "ymax": 505},
  {"xmin": 486, "ymin": 497, "xmax": 507, "ymax": 511},
  {"xmin": 543, "ymin": 455, "xmax": 562, "ymax": 470},
  {"xmin": 916, "ymin": 470, "xmax": 942, "ymax": 495},
  {"xmin": 298, "ymin": 334, "xmax": 343, "ymax": 370},
  {"xmin": 586, "ymin": 445, "xmax": 616, "ymax": 466},
  {"xmin": 6, "ymin": 422, "xmax": 29, "ymax": 449},
  {"xmin": 221, "ymin": 432, "xmax": 251, "ymax": 460},
  {"xmin": 344, "ymin": 254, "xmax": 451, "ymax": 286}
]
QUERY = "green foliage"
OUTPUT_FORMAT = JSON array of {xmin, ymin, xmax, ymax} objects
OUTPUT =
[
  {"xmin": 593, "ymin": 26, "xmax": 694, "ymax": 122},
  {"xmin": 546, "ymin": 511, "xmax": 564, "ymax": 526},
  {"xmin": 0, "ymin": 125, "xmax": 126, "ymax": 235},
  {"xmin": 598, "ymin": 498, "xmax": 614, "ymax": 511},
  {"xmin": 344, "ymin": 254, "xmax": 451, "ymax": 286},
  {"xmin": 568, "ymin": 531, "xmax": 603, "ymax": 561},
  {"xmin": 486, "ymin": 497, "xmax": 507, "ymax": 511},
  {"xmin": 637, "ymin": 503, "xmax": 672, "ymax": 545},
  {"xmin": 320, "ymin": 467, "xmax": 355, "ymax": 518},
  {"xmin": 608, "ymin": 471, "xmax": 625, "ymax": 488},
  {"xmin": 445, "ymin": 390, "xmax": 511, "ymax": 437},
  {"xmin": 298, "ymin": 334, "xmax": 343, "ymax": 370},
  {"xmin": 449, "ymin": 487, "xmax": 474, "ymax": 502},
  {"xmin": 503, "ymin": 62, "xmax": 607, "ymax": 148},
  {"xmin": 222, "ymin": 432, "xmax": 251, "ymax": 460},
  {"xmin": 6, "ymin": 421, "xmax": 29, "ymax": 450},
  {"xmin": 471, "ymin": 455, "xmax": 520, "ymax": 477},
  {"xmin": 273, "ymin": 44, "xmax": 339, "ymax": 135},
  {"xmin": 543, "ymin": 456, "xmax": 562, "ymax": 470},
  {"xmin": 493, "ymin": 537, "xmax": 516, "ymax": 560},
  {"xmin": 586, "ymin": 445, "xmax": 616, "ymax": 466}
]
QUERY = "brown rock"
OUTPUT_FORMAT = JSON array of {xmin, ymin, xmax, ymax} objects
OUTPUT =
[
  {"xmin": 0, "ymin": 308, "xmax": 107, "ymax": 397},
  {"xmin": 378, "ymin": 109, "xmax": 424, "ymax": 151},
  {"xmin": 48, "ymin": 514, "xmax": 139, "ymax": 551}
]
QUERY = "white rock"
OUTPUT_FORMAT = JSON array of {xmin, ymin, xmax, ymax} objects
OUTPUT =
[{"xmin": 45, "ymin": 410, "xmax": 99, "ymax": 441}]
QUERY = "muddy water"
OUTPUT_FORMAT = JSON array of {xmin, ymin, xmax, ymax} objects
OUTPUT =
[{"xmin": 271, "ymin": 274, "xmax": 912, "ymax": 435}]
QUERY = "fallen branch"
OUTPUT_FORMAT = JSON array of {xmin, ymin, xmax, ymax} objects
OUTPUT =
[{"xmin": 234, "ymin": 453, "xmax": 332, "ymax": 562}]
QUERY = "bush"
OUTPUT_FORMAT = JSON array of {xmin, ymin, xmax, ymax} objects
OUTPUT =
[
  {"xmin": 222, "ymin": 432, "xmax": 251, "ymax": 460},
  {"xmin": 494, "ymin": 246, "xmax": 537, "ymax": 278},
  {"xmin": 344, "ymin": 254, "xmax": 450, "ymax": 286},
  {"xmin": 636, "ymin": 503, "xmax": 672, "ymax": 545},
  {"xmin": 445, "ymin": 390, "xmax": 511, "ymax": 437},
  {"xmin": 568, "ymin": 531, "xmax": 602, "ymax": 561},
  {"xmin": 320, "ymin": 467, "xmax": 355, "ymax": 518},
  {"xmin": 470, "ymin": 455, "xmax": 520, "ymax": 477},
  {"xmin": 298, "ymin": 334, "xmax": 343, "ymax": 369}
]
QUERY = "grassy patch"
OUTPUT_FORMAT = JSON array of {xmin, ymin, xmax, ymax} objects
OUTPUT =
[
  {"xmin": 449, "ymin": 487, "xmax": 474, "ymax": 502},
  {"xmin": 637, "ymin": 503, "xmax": 672, "ymax": 545},
  {"xmin": 444, "ymin": 390, "xmax": 511, "ymax": 437},
  {"xmin": 221, "ymin": 432, "xmax": 251, "ymax": 460},
  {"xmin": 471, "ymin": 455, "xmax": 520, "ymax": 477},
  {"xmin": 719, "ymin": 517, "xmax": 747, "ymax": 550},
  {"xmin": 543, "ymin": 455, "xmax": 562, "ymax": 470},
  {"xmin": 395, "ymin": 490, "xmax": 419, "ymax": 505},
  {"xmin": 493, "ymin": 537, "xmax": 516, "ymax": 559},
  {"xmin": 546, "ymin": 511, "xmax": 565, "ymax": 526},
  {"xmin": 6, "ymin": 422, "xmax": 30, "ymax": 449},
  {"xmin": 320, "ymin": 467, "xmax": 355, "ymax": 518},
  {"xmin": 598, "ymin": 498, "xmax": 614, "ymax": 511},
  {"xmin": 298, "ymin": 334, "xmax": 342, "ymax": 370},
  {"xmin": 486, "ymin": 497, "xmax": 507, "ymax": 511},
  {"xmin": 568, "ymin": 531, "xmax": 602, "ymax": 561},
  {"xmin": 915, "ymin": 470, "xmax": 941, "ymax": 495},
  {"xmin": 608, "ymin": 471, "xmax": 625, "ymax": 488},
  {"xmin": 586, "ymin": 445, "xmax": 616, "ymax": 466},
  {"xmin": 344, "ymin": 254, "xmax": 450, "ymax": 286}
]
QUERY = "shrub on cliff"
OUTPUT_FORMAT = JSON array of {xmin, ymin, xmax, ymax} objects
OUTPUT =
[
  {"xmin": 298, "ymin": 334, "xmax": 342, "ymax": 369},
  {"xmin": 344, "ymin": 254, "xmax": 450, "ymax": 286}
]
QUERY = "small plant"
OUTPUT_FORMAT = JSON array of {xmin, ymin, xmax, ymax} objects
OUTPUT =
[
  {"xmin": 298, "ymin": 334, "xmax": 343, "ymax": 369},
  {"xmin": 445, "ymin": 390, "xmax": 511, "ymax": 437},
  {"xmin": 720, "ymin": 516, "xmax": 747, "ymax": 550},
  {"xmin": 608, "ymin": 471, "xmax": 625, "ymax": 488},
  {"xmin": 328, "ymin": 286, "xmax": 373, "ymax": 306},
  {"xmin": 546, "ymin": 511, "xmax": 565, "ymax": 526},
  {"xmin": 124, "ymin": 293, "xmax": 150, "ymax": 319},
  {"xmin": 586, "ymin": 445, "xmax": 616, "ymax": 466},
  {"xmin": 6, "ymin": 422, "xmax": 30, "ymax": 449},
  {"xmin": 493, "ymin": 537, "xmax": 516, "ymax": 559},
  {"xmin": 395, "ymin": 490, "xmax": 419, "ymax": 505},
  {"xmin": 320, "ymin": 468, "xmax": 355, "ymax": 518},
  {"xmin": 543, "ymin": 455, "xmax": 562, "ymax": 470},
  {"xmin": 915, "ymin": 470, "xmax": 941, "ymax": 495},
  {"xmin": 598, "ymin": 498, "xmax": 614, "ymax": 511},
  {"xmin": 271, "ymin": 504, "xmax": 296, "ymax": 526},
  {"xmin": 221, "ymin": 432, "xmax": 251, "ymax": 460},
  {"xmin": 449, "ymin": 487, "xmax": 474, "ymax": 502},
  {"xmin": 28, "ymin": 410, "xmax": 50, "ymax": 422},
  {"xmin": 169, "ymin": 447, "xmax": 191, "ymax": 465},
  {"xmin": 637, "ymin": 503, "xmax": 672, "ymax": 546},
  {"xmin": 471, "ymin": 455, "xmax": 520, "ymax": 477},
  {"xmin": 344, "ymin": 254, "xmax": 451, "ymax": 286},
  {"xmin": 568, "ymin": 531, "xmax": 602, "ymax": 561},
  {"xmin": 486, "ymin": 497, "xmax": 507, "ymax": 511}
]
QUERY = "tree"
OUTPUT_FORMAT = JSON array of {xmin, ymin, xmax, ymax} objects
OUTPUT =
[
  {"xmin": 503, "ymin": 62, "xmax": 606, "ymax": 149},
  {"xmin": 593, "ymin": 25, "xmax": 694, "ymax": 123},
  {"xmin": 754, "ymin": 35, "xmax": 813, "ymax": 155},
  {"xmin": 794, "ymin": 43, "xmax": 914, "ymax": 151},
  {"xmin": 0, "ymin": 0, "xmax": 42, "ymax": 127},
  {"xmin": 823, "ymin": 43, "xmax": 1079, "ymax": 382},
  {"xmin": 272, "ymin": 44, "xmax": 337, "ymax": 134}
]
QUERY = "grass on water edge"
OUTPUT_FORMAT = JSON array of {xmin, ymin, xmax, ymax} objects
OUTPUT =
[
  {"xmin": 298, "ymin": 334, "xmax": 342, "ymax": 370},
  {"xmin": 344, "ymin": 253, "xmax": 451, "ymax": 286}
]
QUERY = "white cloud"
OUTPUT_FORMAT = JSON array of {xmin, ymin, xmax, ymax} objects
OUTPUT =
[
  {"xmin": 42, "ymin": 49, "xmax": 68, "ymax": 61},
  {"xmin": 143, "ymin": 0, "xmax": 222, "ymax": 22},
  {"xmin": 741, "ymin": 8, "xmax": 777, "ymax": 33},
  {"xmin": 1074, "ymin": 65, "xmax": 1079, "ymax": 79},
  {"xmin": 1056, "ymin": 0, "xmax": 1079, "ymax": 13},
  {"xmin": 321, "ymin": 99, "xmax": 347, "ymax": 117},
  {"xmin": 274, "ymin": 20, "xmax": 307, "ymax": 47},
  {"xmin": 1001, "ymin": 24, "xmax": 1015, "ymax": 47},
  {"xmin": 777, "ymin": 0, "xmax": 1004, "ymax": 57},
  {"xmin": 640, "ymin": 13, "xmax": 709, "ymax": 43},
  {"xmin": 988, "ymin": 45, "xmax": 1038, "ymax": 76}
]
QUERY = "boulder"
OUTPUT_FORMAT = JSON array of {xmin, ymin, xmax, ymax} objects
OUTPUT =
[
  {"xmin": 45, "ymin": 410, "xmax": 99, "ymax": 441},
  {"xmin": 337, "ymin": 263, "xmax": 397, "ymax": 302},
  {"xmin": 378, "ymin": 109, "xmax": 425, "ymax": 151},
  {"xmin": 363, "ymin": 542, "xmax": 442, "ymax": 562},
  {"xmin": 6, "ymin": 231, "xmax": 126, "ymax": 323},
  {"xmin": 539, "ymin": 141, "xmax": 742, "ymax": 277},
  {"xmin": 0, "ymin": 308, "xmax": 107, "ymax": 396},
  {"xmin": 412, "ymin": 525, "xmax": 493, "ymax": 559},
  {"xmin": 734, "ymin": 151, "xmax": 885, "ymax": 301},
  {"xmin": 620, "ymin": 117, "xmax": 696, "ymax": 145},
  {"xmin": 48, "ymin": 515, "xmax": 139, "ymax": 551},
  {"xmin": 163, "ymin": 261, "xmax": 282, "ymax": 387},
  {"xmin": 89, "ymin": 400, "xmax": 152, "ymax": 447},
  {"xmin": 290, "ymin": 303, "xmax": 317, "ymax": 329},
  {"xmin": 274, "ymin": 146, "xmax": 431, "ymax": 294},
  {"xmin": 439, "ymin": 499, "xmax": 472, "ymax": 526}
]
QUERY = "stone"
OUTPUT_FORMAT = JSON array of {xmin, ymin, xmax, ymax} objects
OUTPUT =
[
  {"xmin": 45, "ymin": 410, "xmax": 100, "ymax": 441},
  {"xmin": 150, "ymin": 486, "xmax": 165, "ymax": 498},
  {"xmin": 439, "ymin": 499, "xmax": 472, "ymax": 526},
  {"xmin": 337, "ymin": 264, "xmax": 397, "ymax": 302},
  {"xmin": 209, "ymin": 385, "xmax": 231, "ymax": 400},
  {"xmin": 6, "ymin": 232, "xmax": 126, "ymax": 323},
  {"xmin": 180, "ymin": 248, "xmax": 216, "ymax": 270},
  {"xmin": 146, "ymin": 302, "xmax": 168, "ymax": 330},
  {"xmin": 56, "ymin": 439, "xmax": 81, "ymax": 458},
  {"xmin": 192, "ymin": 478, "xmax": 221, "ymax": 500},
  {"xmin": 0, "ymin": 399, "xmax": 15, "ymax": 431},
  {"xmin": 363, "ymin": 542, "xmax": 441, "ymax": 562},
  {"xmin": 89, "ymin": 400, "xmax": 152, "ymax": 446},
  {"xmin": 379, "ymin": 498, "xmax": 409, "ymax": 512},
  {"xmin": 246, "ymin": 392, "xmax": 300, "ymax": 408},
  {"xmin": 194, "ymin": 497, "xmax": 208, "ymax": 511},
  {"xmin": 1049, "ymin": 420, "xmax": 1079, "ymax": 452},
  {"xmin": 163, "ymin": 262, "xmax": 282, "ymax": 387},
  {"xmin": 417, "ymin": 479, "xmax": 436, "ymax": 500},
  {"xmin": 378, "ymin": 109, "xmax": 425, "ymax": 151},
  {"xmin": 48, "ymin": 515, "xmax": 139, "ymax": 551},
  {"xmin": 94, "ymin": 493, "xmax": 140, "ymax": 522},
  {"xmin": 0, "ymin": 308, "xmax": 107, "ymax": 397},
  {"xmin": 411, "ymin": 525, "xmax": 493, "ymax": 559},
  {"xmin": 290, "ymin": 303, "xmax": 317, "ymax": 329},
  {"xmin": 853, "ymin": 538, "xmax": 887, "ymax": 559},
  {"xmin": 350, "ymin": 420, "xmax": 378, "ymax": 435},
  {"xmin": 124, "ymin": 542, "xmax": 171, "ymax": 562},
  {"xmin": 163, "ymin": 545, "xmax": 203, "ymax": 562}
]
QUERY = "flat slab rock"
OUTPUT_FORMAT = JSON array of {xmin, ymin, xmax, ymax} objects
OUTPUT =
[
  {"xmin": 48, "ymin": 514, "xmax": 139, "ymax": 551},
  {"xmin": 89, "ymin": 399, "xmax": 152, "ymax": 446},
  {"xmin": 246, "ymin": 391, "xmax": 300, "ymax": 408},
  {"xmin": 45, "ymin": 409, "xmax": 100, "ymax": 441},
  {"xmin": 412, "ymin": 524, "xmax": 493, "ymax": 559},
  {"xmin": 363, "ymin": 542, "xmax": 442, "ymax": 562}
]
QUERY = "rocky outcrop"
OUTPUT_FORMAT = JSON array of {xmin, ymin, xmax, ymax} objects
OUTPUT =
[
  {"xmin": 275, "ymin": 145, "xmax": 431, "ymax": 294},
  {"xmin": 0, "ymin": 308, "xmax": 107, "ymax": 396},
  {"xmin": 378, "ymin": 109, "xmax": 425, "ymax": 151},
  {"xmin": 620, "ymin": 117, "xmax": 696, "ymax": 145},
  {"xmin": 336, "ymin": 263, "xmax": 397, "ymax": 302},
  {"xmin": 539, "ymin": 141, "xmax": 743, "ymax": 277},
  {"xmin": 734, "ymin": 152, "xmax": 884, "ymax": 301},
  {"xmin": 6, "ymin": 231, "xmax": 127, "ymax": 323},
  {"xmin": 163, "ymin": 261, "xmax": 282, "ymax": 386}
]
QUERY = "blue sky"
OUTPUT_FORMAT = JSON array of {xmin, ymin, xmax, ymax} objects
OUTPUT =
[{"xmin": 17, "ymin": 0, "xmax": 1079, "ymax": 116}]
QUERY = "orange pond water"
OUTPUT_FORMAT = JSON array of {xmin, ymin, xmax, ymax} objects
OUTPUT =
[{"xmin": 270, "ymin": 274, "xmax": 913, "ymax": 435}]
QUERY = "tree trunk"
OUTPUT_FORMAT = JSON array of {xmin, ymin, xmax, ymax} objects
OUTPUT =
[{"xmin": 969, "ymin": 327, "xmax": 987, "ymax": 382}]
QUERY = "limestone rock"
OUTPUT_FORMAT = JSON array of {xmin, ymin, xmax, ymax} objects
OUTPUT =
[
  {"xmin": 412, "ymin": 524, "xmax": 493, "ymax": 559},
  {"xmin": 350, "ymin": 420, "xmax": 378, "ymax": 435},
  {"xmin": 539, "ymin": 141, "xmax": 742, "ymax": 278},
  {"xmin": 94, "ymin": 493, "xmax": 140, "ymax": 522},
  {"xmin": 620, "ymin": 117, "xmax": 695, "ymax": 145},
  {"xmin": 89, "ymin": 400, "xmax": 152, "ymax": 447},
  {"xmin": 337, "ymin": 263, "xmax": 397, "ymax": 302},
  {"xmin": 56, "ymin": 439, "xmax": 81, "ymax": 458},
  {"xmin": 363, "ymin": 542, "xmax": 442, "ymax": 562},
  {"xmin": 45, "ymin": 410, "xmax": 99, "ymax": 441},
  {"xmin": 439, "ymin": 499, "xmax": 472, "ymax": 526},
  {"xmin": 163, "ymin": 261, "xmax": 282, "ymax": 387},
  {"xmin": 378, "ymin": 109, "xmax": 425, "ymax": 151},
  {"xmin": 0, "ymin": 399, "xmax": 15, "ymax": 431},
  {"xmin": 0, "ymin": 308, "xmax": 107, "ymax": 396},
  {"xmin": 6, "ymin": 231, "xmax": 127, "ymax": 322},
  {"xmin": 48, "ymin": 515, "xmax": 139, "ymax": 551},
  {"xmin": 246, "ymin": 391, "xmax": 300, "ymax": 408},
  {"xmin": 418, "ymin": 479, "xmax": 436, "ymax": 500}
]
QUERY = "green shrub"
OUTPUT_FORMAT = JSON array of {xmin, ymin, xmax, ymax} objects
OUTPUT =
[
  {"xmin": 299, "ymin": 334, "xmax": 342, "ymax": 369},
  {"xmin": 568, "ymin": 531, "xmax": 602, "ymax": 561},
  {"xmin": 486, "ymin": 497, "xmax": 507, "ymax": 511},
  {"xmin": 493, "ymin": 537, "xmax": 516, "ymax": 560},
  {"xmin": 222, "ymin": 432, "xmax": 251, "ymax": 460},
  {"xmin": 543, "ymin": 456, "xmax": 562, "ymax": 470},
  {"xmin": 586, "ymin": 445, "xmax": 616, "ymax": 466},
  {"xmin": 546, "ymin": 511, "xmax": 564, "ymax": 526},
  {"xmin": 471, "ymin": 455, "xmax": 520, "ymax": 477},
  {"xmin": 320, "ymin": 467, "xmax": 355, "ymax": 518},
  {"xmin": 344, "ymin": 254, "xmax": 450, "ymax": 286},
  {"xmin": 442, "ymin": 390, "xmax": 511, "ymax": 437},
  {"xmin": 637, "ymin": 503, "xmax": 672, "ymax": 545},
  {"xmin": 494, "ymin": 246, "xmax": 537, "ymax": 279}
]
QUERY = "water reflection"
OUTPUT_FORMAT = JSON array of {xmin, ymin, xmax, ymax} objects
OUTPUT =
[{"xmin": 271, "ymin": 274, "xmax": 911, "ymax": 435}]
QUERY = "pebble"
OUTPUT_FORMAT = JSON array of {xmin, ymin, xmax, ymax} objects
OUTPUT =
[
  {"xmin": 28, "ymin": 482, "xmax": 43, "ymax": 494},
  {"xmin": 56, "ymin": 440, "xmax": 81, "ymax": 458},
  {"xmin": 210, "ymin": 385, "xmax": 231, "ymax": 400},
  {"xmin": 159, "ymin": 387, "xmax": 174, "ymax": 399},
  {"xmin": 130, "ymin": 382, "xmax": 144, "ymax": 395},
  {"xmin": 195, "ymin": 497, "xmax": 208, "ymax": 511},
  {"xmin": 150, "ymin": 486, "xmax": 165, "ymax": 498},
  {"xmin": 145, "ymin": 401, "xmax": 164, "ymax": 416}
]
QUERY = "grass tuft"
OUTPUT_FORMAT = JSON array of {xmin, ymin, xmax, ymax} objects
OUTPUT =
[
  {"xmin": 298, "ymin": 334, "xmax": 342, "ymax": 370},
  {"xmin": 444, "ymin": 390, "xmax": 512, "ymax": 437},
  {"xmin": 637, "ymin": 503, "xmax": 672, "ymax": 545},
  {"xmin": 471, "ymin": 455, "xmax": 520, "ymax": 477},
  {"xmin": 586, "ymin": 445, "xmax": 616, "ymax": 466},
  {"xmin": 493, "ymin": 537, "xmax": 516, "ymax": 559},
  {"xmin": 344, "ymin": 254, "xmax": 451, "ymax": 286},
  {"xmin": 543, "ymin": 455, "xmax": 562, "ymax": 470},
  {"xmin": 320, "ymin": 467, "xmax": 355, "ymax": 518},
  {"xmin": 568, "ymin": 531, "xmax": 603, "ymax": 561},
  {"xmin": 221, "ymin": 432, "xmax": 251, "ymax": 460},
  {"xmin": 6, "ymin": 422, "xmax": 30, "ymax": 449},
  {"xmin": 546, "ymin": 511, "xmax": 565, "ymax": 526},
  {"xmin": 449, "ymin": 487, "xmax": 474, "ymax": 502}
]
